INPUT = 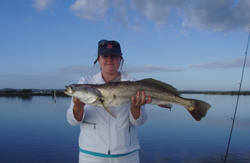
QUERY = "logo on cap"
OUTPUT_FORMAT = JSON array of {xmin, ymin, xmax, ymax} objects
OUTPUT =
[{"xmin": 107, "ymin": 43, "xmax": 112, "ymax": 49}]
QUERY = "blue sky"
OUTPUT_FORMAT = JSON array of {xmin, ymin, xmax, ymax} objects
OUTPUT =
[{"xmin": 1, "ymin": 0, "xmax": 250, "ymax": 91}]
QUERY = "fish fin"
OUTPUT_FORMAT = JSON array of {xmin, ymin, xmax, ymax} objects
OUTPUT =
[
  {"xmin": 99, "ymin": 99, "xmax": 116, "ymax": 118},
  {"xmin": 139, "ymin": 78, "xmax": 180, "ymax": 96},
  {"xmin": 186, "ymin": 99, "xmax": 211, "ymax": 121},
  {"xmin": 158, "ymin": 104, "xmax": 172, "ymax": 111}
]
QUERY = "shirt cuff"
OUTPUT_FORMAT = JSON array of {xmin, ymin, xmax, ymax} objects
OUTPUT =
[{"xmin": 129, "ymin": 105, "xmax": 148, "ymax": 126}]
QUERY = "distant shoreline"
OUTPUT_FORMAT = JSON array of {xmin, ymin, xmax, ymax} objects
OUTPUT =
[
  {"xmin": 0, "ymin": 91, "xmax": 249, "ymax": 97},
  {"xmin": 179, "ymin": 91, "xmax": 250, "ymax": 95},
  {"xmin": 0, "ymin": 92, "xmax": 69, "ymax": 97}
]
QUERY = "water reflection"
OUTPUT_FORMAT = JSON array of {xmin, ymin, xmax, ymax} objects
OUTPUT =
[
  {"xmin": 18, "ymin": 96, "xmax": 33, "ymax": 101},
  {"xmin": 2, "ymin": 96, "xmax": 17, "ymax": 99},
  {"xmin": 2, "ymin": 96, "xmax": 33, "ymax": 101}
]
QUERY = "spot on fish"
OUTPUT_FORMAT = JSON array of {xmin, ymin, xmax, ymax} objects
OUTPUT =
[{"xmin": 113, "ymin": 94, "xmax": 116, "ymax": 99}]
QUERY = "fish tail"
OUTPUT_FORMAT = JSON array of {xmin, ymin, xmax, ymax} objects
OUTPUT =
[{"xmin": 186, "ymin": 99, "xmax": 211, "ymax": 121}]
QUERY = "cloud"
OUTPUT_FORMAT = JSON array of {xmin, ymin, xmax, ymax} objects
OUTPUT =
[
  {"xmin": 70, "ymin": 0, "xmax": 109, "ymax": 21},
  {"xmin": 69, "ymin": 0, "xmax": 174, "ymax": 31},
  {"xmin": 0, "ymin": 74, "xmax": 71, "ymax": 89},
  {"xmin": 130, "ymin": 0, "xmax": 174, "ymax": 30},
  {"xmin": 111, "ymin": 1, "xmax": 130, "ymax": 27},
  {"xmin": 0, "ymin": 64, "xmax": 183, "ymax": 89},
  {"xmin": 49, "ymin": 65, "xmax": 184, "ymax": 75},
  {"xmin": 181, "ymin": 0, "xmax": 250, "ymax": 31},
  {"xmin": 50, "ymin": 58, "xmax": 250, "ymax": 75},
  {"xmin": 24, "ymin": 17, "xmax": 33, "ymax": 23},
  {"xmin": 123, "ymin": 65, "xmax": 184, "ymax": 73},
  {"xmin": 31, "ymin": 0, "xmax": 250, "ymax": 32},
  {"xmin": 49, "ymin": 65, "xmax": 99, "ymax": 75},
  {"xmin": 51, "ymin": 57, "xmax": 248, "ymax": 75},
  {"xmin": 190, "ymin": 57, "xmax": 250, "ymax": 69},
  {"xmin": 131, "ymin": 0, "xmax": 250, "ymax": 32},
  {"xmin": 69, "ymin": 0, "xmax": 132, "ymax": 30},
  {"xmin": 32, "ymin": 0, "xmax": 54, "ymax": 12},
  {"xmin": 129, "ymin": 24, "xmax": 145, "ymax": 33},
  {"xmin": 68, "ymin": 0, "xmax": 250, "ymax": 32}
]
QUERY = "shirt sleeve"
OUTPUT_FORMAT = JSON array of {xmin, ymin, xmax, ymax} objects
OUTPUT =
[{"xmin": 129, "ymin": 105, "xmax": 148, "ymax": 126}]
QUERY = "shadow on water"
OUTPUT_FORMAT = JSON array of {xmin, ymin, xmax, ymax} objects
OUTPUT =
[{"xmin": 18, "ymin": 96, "xmax": 33, "ymax": 101}]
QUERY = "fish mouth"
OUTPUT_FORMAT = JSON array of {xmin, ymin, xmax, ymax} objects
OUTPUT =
[{"xmin": 64, "ymin": 86, "xmax": 73, "ymax": 95}]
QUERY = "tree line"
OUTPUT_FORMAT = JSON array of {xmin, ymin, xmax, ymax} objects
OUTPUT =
[{"xmin": 0, "ymin": 89, "xmax": 68, "ymax": 97}]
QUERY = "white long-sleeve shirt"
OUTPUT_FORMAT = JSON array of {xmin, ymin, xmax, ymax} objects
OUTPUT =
[{"xmin": 66, "ymin": 72, "xmax": 148, "ymax": 155}]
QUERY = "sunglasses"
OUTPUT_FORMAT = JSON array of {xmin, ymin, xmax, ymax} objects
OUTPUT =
[{"xmin": 98, "ymin": 40, "xmax": 120, "ymax": 47}]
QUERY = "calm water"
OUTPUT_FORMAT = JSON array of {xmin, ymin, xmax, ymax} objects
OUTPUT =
[{"xmin": 0, "ymin": 95, "xmax": 249, "ymax": 163}]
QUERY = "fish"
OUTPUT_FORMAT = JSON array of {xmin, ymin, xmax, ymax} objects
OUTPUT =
[{"xmin": 64, "ymin": 78, "xmax": 211, "ymax": 121}]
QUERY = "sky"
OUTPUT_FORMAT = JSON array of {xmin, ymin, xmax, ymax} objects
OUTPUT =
[{"xmin": 1, "ymin": 0, "xmax": 250, "ymax": 91}]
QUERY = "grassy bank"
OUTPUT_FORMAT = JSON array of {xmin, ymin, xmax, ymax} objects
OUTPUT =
[
  {"xmin": 0, "ymin": 89, "xmax": 68, "ymax": 97},
  {"xmin": 179, "ymin": 90, "xmax": 250, "ymax": 95},
  {"xmin": 203, "ymin": 91, "xmax": 250, "ymax": 95}
]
